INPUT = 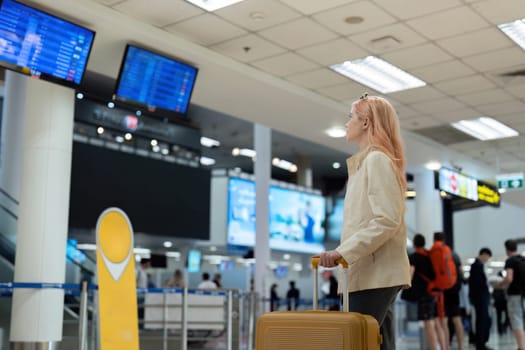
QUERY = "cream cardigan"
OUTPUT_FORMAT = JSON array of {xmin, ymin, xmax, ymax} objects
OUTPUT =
[{"xmin": 335, "ymin": 150, "xmax": 411, "ymax": 293}]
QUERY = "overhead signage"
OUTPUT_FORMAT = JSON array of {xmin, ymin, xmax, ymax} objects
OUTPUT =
[
  {"xmin": 438, "ymin": 168, "xmax": 478, "ymax": 201},
  {"xmin": 477, "ymin": 180, "xmax": 500, "ymax": 207},
  {"xmin": 496, "ymin": 173, "xmax": 524, "ymax": 191}
]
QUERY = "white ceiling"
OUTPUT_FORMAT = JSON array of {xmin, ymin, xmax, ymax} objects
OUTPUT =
[{"xmin": 27, "ymin": 0, "xmax": 525, "ymax": 206}]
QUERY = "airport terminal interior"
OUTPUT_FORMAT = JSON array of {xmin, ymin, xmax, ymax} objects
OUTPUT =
[{"xmin": 1, "ymin": 0, "xmax": 525, "ymax": 349}]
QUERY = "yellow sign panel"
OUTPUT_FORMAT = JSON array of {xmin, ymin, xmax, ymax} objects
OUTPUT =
[
  {"xmin": 477, "ymin": 183, "xmax": 500, "ymax": 206},
  {"xmin": 96, "ymin": 208, "xmax": 139, "ymax": 350}
]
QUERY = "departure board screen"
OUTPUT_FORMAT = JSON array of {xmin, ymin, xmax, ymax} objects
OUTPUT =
[
  {"xmin": 0, "ymin": 0, "xmax": 95, "ymax": 87},
  {"xmin": 114, "ymin": 45, "xmax": 198, "ymax": 116}
]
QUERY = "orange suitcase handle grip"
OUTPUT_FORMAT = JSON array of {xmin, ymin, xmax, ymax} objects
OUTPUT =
[{"xmin": 311, "ymin": 257, "xmax": 348, "ymax": 269}]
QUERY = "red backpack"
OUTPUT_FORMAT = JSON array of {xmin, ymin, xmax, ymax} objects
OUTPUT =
[{"xmin": 428, "ymin": 242, "xmax": 457, "ymax": 291}]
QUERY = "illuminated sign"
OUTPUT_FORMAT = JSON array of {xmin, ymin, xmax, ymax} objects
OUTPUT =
[
  {"xmin": 496, "ymin": 173, "xmax": 524, "ymax": 191},
  {"xmin": 477, "ymin": 181, "xmax": 500, "ymax": 207},
  {"xmin": 438, "ymin": 168, "xmax": 478, "ymax": 201}
]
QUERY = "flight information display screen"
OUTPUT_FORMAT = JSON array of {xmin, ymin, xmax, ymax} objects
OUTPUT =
[
  {"xmin": 0, "ymin": 0, "xmax": 95, "ymax": 87},
  {"xmin": 114, "ymin": 45, "xmax": 198, "ymax": 115}
]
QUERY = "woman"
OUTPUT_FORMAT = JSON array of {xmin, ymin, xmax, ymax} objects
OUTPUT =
[
  {"xmin": 316, "ymin": 93, "xmax": 411, "ymax": 350},
  {"xmin": 164, "ymin": 269, "xmax": 185, "ymax": 288}
]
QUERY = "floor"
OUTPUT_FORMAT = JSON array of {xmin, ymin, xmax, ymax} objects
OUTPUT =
[{"xmin": 185, "ymin": 326, "xmax": 520, "ymax": 350}]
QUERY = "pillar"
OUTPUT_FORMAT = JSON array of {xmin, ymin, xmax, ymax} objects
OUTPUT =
[
  {"xmin": 253, "ymin": 124, "xmax": 271, "ymax": 307},
  {"xmin": 414, "ymin": 169, "xmax": 442, "ymax": 247},
  {"xmin": 9, "ymin": 72, "xmax": 75, "ymax": 344},
  {"xmin": 296, "ymin": 156, "xmax": 312, "ymax": 189}
]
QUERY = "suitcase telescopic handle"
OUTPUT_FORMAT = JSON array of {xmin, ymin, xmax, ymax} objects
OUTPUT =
[
  {"xmin": 311, "ymin": 257, "xmax": 348, "ymax": 270},
  {"xmin": 311, "ymin": 256, "xmax": 349, "ymax": 312}
]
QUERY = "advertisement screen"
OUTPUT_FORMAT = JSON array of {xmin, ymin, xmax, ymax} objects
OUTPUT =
[
  {"xmin": 187, "ymin": 249, "xmax": 202, "ymax": 273},
  {"xmin": 438, "ymin": 168, "xmax": 478, "ymax": 201},
  {"xmin": 327, "ymin": 197, "xmax": 344, "ymax": 241},
  {"xmin": 226, "ymin": 178, "xmax": 326, "ymax": 253},
  {"xmin": 226, "ymin": 178, "xmax": 257, "ymax": 247},
  {"xmin": 269, "ymin": 186, "xmax": 325, "ymax": 254}
]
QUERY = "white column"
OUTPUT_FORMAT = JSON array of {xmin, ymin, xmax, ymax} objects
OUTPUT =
[
  {"xmin": 10, "ymin": 74, "xmax": 74, "ymax": 342},
  {"xmin": 0, "ymin": 71, "xmax": 27, "ymax": 200},
  {"xmin": 414, "ymin": 169, "xmax": 443, "ymax": 245},
  {"xmin": 296, "ymin": 156, "xmax": 312, "ymax": 189},
  {"xmin": 254, "ymin": 124, "xmax": 271, "ymax": 308}
]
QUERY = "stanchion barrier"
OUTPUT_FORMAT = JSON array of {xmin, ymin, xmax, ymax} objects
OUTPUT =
[
  {"xmin": 0, "ymin": 283, "xmax": 247, "ymax": 350},
  {"xmin": 79, "ymin": 281, "xmax": 88, "ymax": 350},
  {"xmin": 0, "ymin": 282, "xmax": 95, "ymax": 349}
]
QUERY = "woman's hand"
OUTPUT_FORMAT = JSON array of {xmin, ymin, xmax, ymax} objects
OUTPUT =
[{"xmin": 315, "ymin": 250, "xmax": 343, "ymax": 268}]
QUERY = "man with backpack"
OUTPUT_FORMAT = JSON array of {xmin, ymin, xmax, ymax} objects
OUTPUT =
[
  {"xmin": 445, "ymin": 251, "xmax": 465, "ymax": 350},
  {"xmin": 497, "ymin": 239, "xmax": 525, "ymax": 350},
  {"xmin": 403, "ymin": 233, "xmax": 447, "ymax": 350},
  {"xmin": 429, "ymin": 232, "xmax": 458, "ymax": 348}
]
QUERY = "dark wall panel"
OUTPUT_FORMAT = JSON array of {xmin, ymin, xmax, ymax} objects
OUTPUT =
[{"xmin": 69, "ymin": 142, "xmax": 210, "ymax": 240}]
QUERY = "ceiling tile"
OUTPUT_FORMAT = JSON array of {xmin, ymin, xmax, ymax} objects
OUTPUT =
[
  {"xmin": 164, "ymin": 14, "xmax": 247, "ymax": 46},
  {"xmin": 341, "ymin": 94, "xmax": 400, "ymax": 108},
  {"xmin": 436, "ymin": 28, "xmax": 513, "ymax": 58},
  {"xmin": 94, "ymin": 0, "xmax": 123, "ymax": 5},
  {"xmin": 434, "ymin": 75, "xmax": 496, "ymax": 95},
  {"xmin": 498, "ymin": 112, "xmax": 525, "ymax": 125},
  {"xmin": 296, "ymin": 38, "xmax": 369, "ymax": 66},
  {"xmin": 475, "ymin": 100, "xmax": 525, "ymax": 116},
  {"xmin": 373, "ymin": 0, "xmax": 461, "ymax": 20},
  {"xmin": 411, "ymin": 60, "xmax": 476, "ymax": 83},
  {"xmin": 450, "ymin": 140, "xmax": 489, "ymax": 153},
  {"xmin": 251, "ymin": 52, "xmax": 320, "ymax": 77},
  {"xmin": 471, "ymin": 0, "xmax": 525, "ymax": 25},
  {"xmin": 394, "ymin": 105, "xmax": 422, "ymax": 120},
  {"xmin": 113, "ymin": 0, "xmax": 203, "ymax": 27},
  {"xmin": 209, "ymin": 34, "xmax": 286, "ymax": 62},
  {"xmin": 513, "ymin": 123, "xmax": 525, "ymax": 134},
  {"xmin": 406, "ymin": 6, "xmax": 489, "ymax": 40},
  {"xmin": 258, "ymin": 17, "xmax": 338, "ymax": 50},
  {"xmin": 316, "ymin": 82, "xmax": 372, "ymax": 101},
  {"xmin": 389, "ymin": 86, "xmax": 446, "ymax": 104},
  {"xmin": 278, "ymin": 0, "xmax": 355, "ymax": 15},
  {"xmin": 506, "ymin": 82, "xmax": 525, "ymax": 99},
  {"xmin": 348, "ymin": 23, "xmax": 427, "ymax": 55},
  {"xmin": 462, "ymin": 47, "xmax": 525, "ymax": 72},
  {"xmin": 430, "ymin": 108, "xmax": 481, "ymax": 123},
  {"xmin": 401, "ymin": 116, "xmax": 443, "ymax": 130},
  {"xmin": 411, "ymin": 97, "xmax": 468, "ymax": 115},
  {"xmin": 285, "ymin": 68, "xmax": 349, "ymax": 89},
  {"xmin": 215, "ymin": 0, "xmax": 301, "ymax": 31},
  {"xmin": 455, "ymin": 88, "xmax": 515, "ymax": 107},
  {"xmin": 381, "ymin": 43, "xmax": 453, "ymax": 70},
  {"xmin": 312, "ymin": 1, "xmax": 397, "ymax": 36}
]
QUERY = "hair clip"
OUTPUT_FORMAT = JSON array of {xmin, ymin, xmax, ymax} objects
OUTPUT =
[{"xmin": 360, "ymin": 92, "xmax": 369, "ymax": 100}]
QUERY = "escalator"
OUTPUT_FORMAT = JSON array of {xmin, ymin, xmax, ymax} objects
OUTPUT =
[{"xmin": 0, "ymin": 186, "xmax": 18, "ymax": 349}]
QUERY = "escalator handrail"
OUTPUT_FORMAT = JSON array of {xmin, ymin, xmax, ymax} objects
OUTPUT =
[
  {"xmin": 0, "ymin": 186, "xmax": 19, "ymax": 205},
  {"xmin": 0, "ymin": 231, "xmax": 15, "ymax": 265}
]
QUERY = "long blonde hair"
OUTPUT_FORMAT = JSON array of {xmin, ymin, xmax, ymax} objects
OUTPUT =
[{"xmin": 352, "ymin": 96, "xmax": 407, "ymax": 193}]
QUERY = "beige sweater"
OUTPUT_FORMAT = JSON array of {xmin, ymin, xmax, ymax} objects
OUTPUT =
[{"xmin": 335, "ymin": 150, "xmax": 411, "ymax": 293}]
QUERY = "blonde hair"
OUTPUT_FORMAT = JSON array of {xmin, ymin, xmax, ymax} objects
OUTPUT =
[{"xmin": 352, "ymin": 96, "xmax": 407, "ymax": 193}]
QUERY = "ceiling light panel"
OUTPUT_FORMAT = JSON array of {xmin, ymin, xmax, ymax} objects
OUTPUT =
[
  {"xmin": 185, "ymin": 0, "xmax": 246, "ymax": 12},
  {"xmin": 201, "ymin": 136, "xmax": 220, "ymax": 147},
  {"xmin": 451, "ymin": 117, "xmax": 519, "ymax": 141},
  {"xmin": 498, "ymin": 18, "xmax": 525, "ymax": 50},
  {"xmin": 330, "ymin": 56, "xmax": 426, "ymax": 94}
]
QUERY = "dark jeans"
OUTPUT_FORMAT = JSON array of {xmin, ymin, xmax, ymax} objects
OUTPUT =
[
  {"xmin": 349, "ymin": 286, "xmax": 401, "ymax": 350},
  {"xmin": 472, "ymin": 299, "xmax": 491, "ymax": 350}
]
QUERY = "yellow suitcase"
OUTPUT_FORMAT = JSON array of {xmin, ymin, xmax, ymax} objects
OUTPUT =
[{"xmin": 255, "ymin": 258, "xmax": 382, "ymax": 350}]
